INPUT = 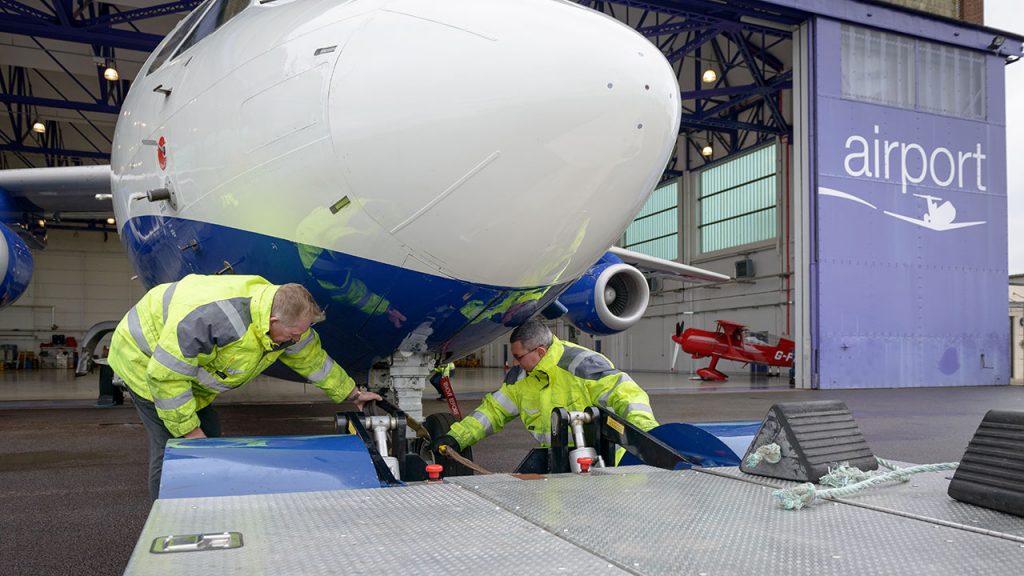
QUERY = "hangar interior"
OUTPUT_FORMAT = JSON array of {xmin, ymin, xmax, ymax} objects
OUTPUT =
[{"xmin": 0, "ymin": 0, "xmax": 1020, "ymax": 391}]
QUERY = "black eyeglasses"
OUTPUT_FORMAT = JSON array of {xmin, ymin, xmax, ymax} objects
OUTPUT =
[{"xmin": 512, "ymin": 346, "xmax": 540, "ymax": 362}]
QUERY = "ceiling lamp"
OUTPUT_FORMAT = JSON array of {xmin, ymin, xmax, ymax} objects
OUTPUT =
[
  {"xmin": 32, "ymin": 121, "xmax": 46, "ymax": 134},
  {"xmin": 103, "ymin": 66, "xmax": 120, "ymax": 81},
  {"xmin": 106, "ymin": 217, "xmax": 116, "ymax": 225},
  {"xmin": 701, "ymin": 144, "xmax": 713, "ymax": 157},
  {"xmin": 701, "ymin": 68, "xmax": 718, "ymax": 84}
]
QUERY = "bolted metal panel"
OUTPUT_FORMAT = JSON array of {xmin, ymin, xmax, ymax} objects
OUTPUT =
[{"xmin": 125, "ymin": 484, "xmax": 632, "ymax": 575}]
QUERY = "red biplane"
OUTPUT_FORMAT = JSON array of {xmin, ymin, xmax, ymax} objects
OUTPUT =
[{"xmin": 671, "ymin": 319, "xmax": 794, "ymax": 381}]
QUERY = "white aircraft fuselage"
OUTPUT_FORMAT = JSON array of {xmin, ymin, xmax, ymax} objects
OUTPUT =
[{"xmin": 110, "ymin": 0, "xmax": 683, "ymax": 374}]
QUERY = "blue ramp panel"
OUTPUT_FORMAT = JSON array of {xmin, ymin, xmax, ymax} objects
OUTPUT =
[
  {"xmin": 618, "ymin": 421, "xmax": 760, "ymax": 468},
  {"xmin": 160, "ymin": 435, "xmax": 381, "ymax": 499},
  {"xmin": 692, "ymin": 420, "xmax": 761, "ymax": 461}
]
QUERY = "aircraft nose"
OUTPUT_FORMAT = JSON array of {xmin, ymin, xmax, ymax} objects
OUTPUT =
[{"xmin": 328, "ymin": 0, "xmax": 680, "ymax": 287}]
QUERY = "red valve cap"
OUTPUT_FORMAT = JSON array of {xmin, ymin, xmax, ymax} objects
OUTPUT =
[{"xmin": 425, "ymin": 464, "xmax": 443, "ymax": 482}]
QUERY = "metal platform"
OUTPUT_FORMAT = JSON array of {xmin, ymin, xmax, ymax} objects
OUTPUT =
[
  {"xmin": 126, "ymin": 465, "xmax": 1024, "ymax": 575},
  {"xmin": 711, "ymin": 463, "xmax": 1024, "ymax": 541},
  {"xmin": 125, "ymin": 484, "xmax": 631, "ymax": 575}
]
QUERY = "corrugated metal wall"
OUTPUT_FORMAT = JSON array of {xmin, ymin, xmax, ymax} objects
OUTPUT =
[
  {"xmin": 698, "ymin": 144, "xmax": 777, "ymax": 254},
  {"xmin": 622, "ymin": 181, "xmax": 679, "ymax": 260}
]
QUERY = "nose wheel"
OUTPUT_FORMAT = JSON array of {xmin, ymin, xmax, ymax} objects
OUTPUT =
[{"xmin": 422, "ymin": 412, "xmax": 476, "ymax": 477}]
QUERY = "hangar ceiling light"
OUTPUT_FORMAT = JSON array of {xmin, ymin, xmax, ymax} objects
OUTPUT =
[
  {"xmin": 701, "ymin": 68, "xmax": 718, "ymax": 84},
  {"xmin": 103, "ymin": 66, "xmax": 120, "ymax": 82},
  {"xmin": 701, "ymin": 144, "xmax": 713, "ymax": 157},
  {"xmin": 32, "ymin": 121, "xmax": 46, "ymax": 134}
]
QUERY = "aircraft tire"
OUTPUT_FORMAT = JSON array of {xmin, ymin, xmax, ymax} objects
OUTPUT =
[{"xmin": 423, "ymin": 412, "xmax": 475, "ymax": 477}]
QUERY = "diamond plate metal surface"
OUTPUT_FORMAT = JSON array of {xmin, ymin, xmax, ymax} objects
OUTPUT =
[
  {"xmin": 446, "ymin": 473, "xmax": 546, "ymax": 487},
  {"xmin": 462, "ymin": 469, "xmax": 1024, "ymax": 575},
  {"xmin": 712, "ymin": 465, "xmax": 827, "ymax": 488},
  {"xmin": 843, "ymin": 468, "xmax": 1024, "ymax": 538},
  {"xmin": 714, "ymin": 464, "xmax": 1024, "ymax": 539},
  {"xmin": 444, "ymin": 465, "xmax": 669, "ymax": 489},
  {"xmin": 125, "ymin": 484, "xmax": 631, "ymax": 575},
  {"xmin": 592, "ymin": 465, "xmax": 668, "ymax": 477}
]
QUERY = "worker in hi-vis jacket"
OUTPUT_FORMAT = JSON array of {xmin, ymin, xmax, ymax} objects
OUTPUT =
[
  {"xmin": 433, "ymin": 319, "xmax": 657, "ymax": 458},
  {"xmin": 110, "ymin": 274, "xmax": 380, "ymax": 500}
]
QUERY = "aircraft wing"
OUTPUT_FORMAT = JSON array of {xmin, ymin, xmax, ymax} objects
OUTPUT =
[
  {"xmin": 0, "ymin": 165, "xmax": 112, "ymax": 214},
  {"xmin": 608, "ymin": 246, "xmax": 730, "ymax": 283}
]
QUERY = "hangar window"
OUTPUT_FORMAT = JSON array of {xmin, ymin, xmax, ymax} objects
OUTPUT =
[
  {"xmin": 841, "ymin": 25, "xmax": 916, "ymax": 109},
  {"xmin": 622, "ymin": 181, "xmax": 678, "ymax": 261},
  {"xmin": 698, "ymin": 144, "xmax": 777, "ymax": 254},
  {"xmin": 917, "ymin": 40, "xmax": 986, "ymax": 119},
  {"xmin": 841, "ymin": 24, "xmax": 986, "ymax": 120},
  {"xmin": 146, "ymin": 0, "xmax": 215, "ymax": 75},
  {"xmin": 175, "ymin": 0, "xmax": 252, "ymax": 57}
]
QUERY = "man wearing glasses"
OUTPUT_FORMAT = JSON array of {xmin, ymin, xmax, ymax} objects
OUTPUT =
[{"xmin": 434, "ymin": 319, "xmax": 658, "ymax": 458}]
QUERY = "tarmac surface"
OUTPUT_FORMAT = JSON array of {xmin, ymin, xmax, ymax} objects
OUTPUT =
[{"xmin": 2, "ymin": 377, "xmax": 1023, "ymax": 575}]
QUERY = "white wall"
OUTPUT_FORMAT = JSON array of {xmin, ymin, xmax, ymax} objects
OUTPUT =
[
  {"xmin": 0, "ymin": 228, "xmax": 143, "ymax": 354},
  {"xmin": 598, "ymin": 249, "xmax": 789, "ymax": 375},
  {"xmin": 472, "ymin": 264, "xmax": 790, "ymax": 376}
]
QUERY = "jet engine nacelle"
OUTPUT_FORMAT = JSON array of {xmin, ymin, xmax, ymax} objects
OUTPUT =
[
  {"xmin": 560, "ymin": 253, "xmax": 650, "ymax": 335},
  {"xmin": 0, "ymin": 224, "xmax": 33, "ymax": 308}
]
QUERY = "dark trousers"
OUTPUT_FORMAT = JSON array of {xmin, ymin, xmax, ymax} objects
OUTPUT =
[
  {"xmin": 127, "ymin": 388, "xmax": 221, "ymax": 500},
  {"xmin": 431, "ymin": 369, "xmax": 455, "ymax": 397},
  {"xmin": 429, "ymin": 372, "xmax": 444, "ymax": 395}
]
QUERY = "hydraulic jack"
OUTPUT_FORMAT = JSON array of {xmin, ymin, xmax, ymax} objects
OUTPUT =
[
  {"xmin": 335, "ymin": 397, "xmax": 430, "ymax": 484},
  {"xmin": 514, "ymin": 406, "xmax": 702, "ymax": 474}
]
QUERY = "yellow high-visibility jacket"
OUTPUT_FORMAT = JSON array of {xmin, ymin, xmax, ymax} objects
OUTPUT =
[
  {"xmin": 447, "ymin": 336, "xmax": 657, "ymax": 449},
  {"xmin": 109, "ymin": 274, "xmax": 355, "ymax": 437}
]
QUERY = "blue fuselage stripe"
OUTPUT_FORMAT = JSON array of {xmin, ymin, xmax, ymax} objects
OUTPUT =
[{"xmin": 121, "ymin": 216, "xmax": 566, "ymax": 378}]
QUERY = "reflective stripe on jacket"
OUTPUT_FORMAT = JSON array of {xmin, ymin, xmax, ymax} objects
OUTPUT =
[
  {"xmin": 109, "ymin": 274, "xmax": 355, "ymax": 437},
  {"xmin": 447, "ymin": 336, "xmax": 657, "ymax": 449}
]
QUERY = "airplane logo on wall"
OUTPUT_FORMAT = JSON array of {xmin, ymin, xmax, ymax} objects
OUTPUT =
[
  {"xmin": 883, "ymin": 194, "xmax": 985, "ymax": 231},
  {"xmin": 819, "ymin": 188, "xmax": 986, "ymax": 232}
]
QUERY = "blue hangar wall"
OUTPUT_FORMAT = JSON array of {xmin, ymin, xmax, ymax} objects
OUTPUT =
[{"xmin": 809, "ymin": 13, "xmax": 1011, "ymax": 388}]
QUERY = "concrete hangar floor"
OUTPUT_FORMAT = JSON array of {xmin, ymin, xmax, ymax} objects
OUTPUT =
[{"xmin": 1, "ymin": 368, "xmax": 1022, "ymax": 575}]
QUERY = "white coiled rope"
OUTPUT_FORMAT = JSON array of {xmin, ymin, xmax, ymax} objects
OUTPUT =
[
  {"xmin": 743, "ymin": 443, "xmax": 959, "ymax": 510},
  {"xmin": 773, "ymin": 459, "xmax": 959, "ymax": 510}
]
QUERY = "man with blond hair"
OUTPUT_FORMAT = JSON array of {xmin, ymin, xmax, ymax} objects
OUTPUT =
[{"xmin": 110, "ymin": 274, "xmax": 380, "ymax": 500}]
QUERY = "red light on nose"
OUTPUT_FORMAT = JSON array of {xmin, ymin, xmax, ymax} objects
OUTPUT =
[{"xmin": 157, "ymin": 136, "xmax": 167, "ymax": 170}]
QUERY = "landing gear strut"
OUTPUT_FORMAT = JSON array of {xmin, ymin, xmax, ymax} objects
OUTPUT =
[{"xmin": 370, "ymin": 352, "xmax": 433, "ymax": 424}]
